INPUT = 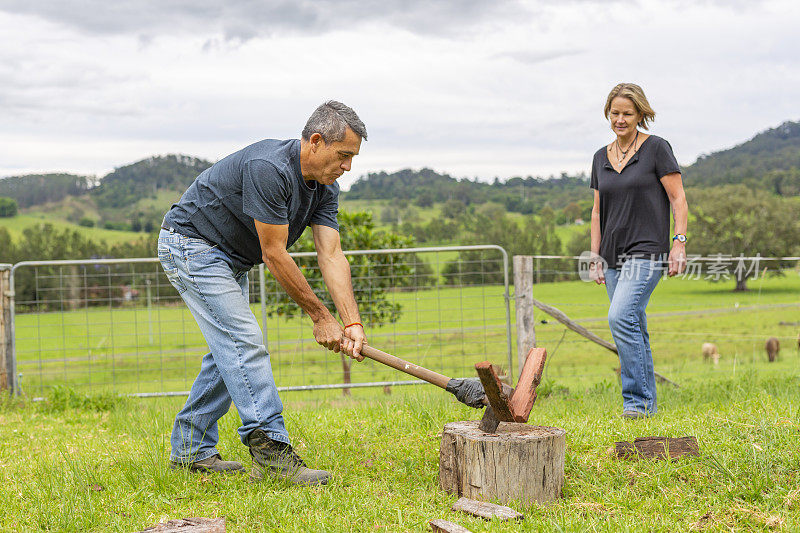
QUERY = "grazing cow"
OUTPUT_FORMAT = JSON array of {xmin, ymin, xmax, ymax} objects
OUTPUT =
[
  {"xmin": 765, "ymin": 337, "xmax": 780, "ymax": 362},
  {"xmin": 702, "ymin": 342, "xmax": 720, "ymax": 365}
]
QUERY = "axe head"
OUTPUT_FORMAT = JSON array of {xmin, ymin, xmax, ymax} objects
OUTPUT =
[{"xmin": 479, "ymin": 405, "xmax": 501, "ymax": 433}]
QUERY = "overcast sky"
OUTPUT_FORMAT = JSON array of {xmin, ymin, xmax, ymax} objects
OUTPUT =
[{"xmin": 1, "ymin": 0, "xmax": 798, "ymax": 189}]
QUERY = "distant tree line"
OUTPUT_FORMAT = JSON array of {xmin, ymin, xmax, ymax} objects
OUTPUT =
[
  {"xmin": 346, "ymin": 168, "xmax": 591, "ymax": 217},
  {"xmin": 0, "ymin": 174, "xmax": 94, "ymax": 208},
  {"xmin": 0, "ymin": 155, "xmax": 211, "ymax": 232}
]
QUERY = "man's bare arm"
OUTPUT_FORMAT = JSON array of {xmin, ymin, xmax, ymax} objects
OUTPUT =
[
  {"xmin": 255, "ymin": 220, "xmax": 342, "ymax": 352},
  {"xmin": 312, "ymin": 224, "xmax": 366, "ymax": 360}
]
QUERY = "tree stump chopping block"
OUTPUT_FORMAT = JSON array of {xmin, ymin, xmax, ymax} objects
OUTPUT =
[{"xmin": 439, "ymin": 421, "xmax": 566, "ymax": 505}]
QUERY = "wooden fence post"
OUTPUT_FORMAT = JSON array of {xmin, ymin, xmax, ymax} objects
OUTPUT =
[
  {"xmin": 0, "ymin": 268, "xmax": 11, "ymax": 393},
  {"xmin": 513, "ymin": 255, "xmax": 535, "ymax": 372}
]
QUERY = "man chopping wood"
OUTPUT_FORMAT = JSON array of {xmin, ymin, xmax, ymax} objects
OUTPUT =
[{"xmin": 158, "ymin": 101, "xmax": 368, "ymax": 485}]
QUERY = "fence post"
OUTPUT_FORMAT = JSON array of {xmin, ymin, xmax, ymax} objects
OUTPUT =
[
  {"xmin": 0, "ymin": 267, "xmax": 12, "ymax": 394},
  {"xmin": 513, "ymin": 255, "xmax": 535, "ymax": 372}
]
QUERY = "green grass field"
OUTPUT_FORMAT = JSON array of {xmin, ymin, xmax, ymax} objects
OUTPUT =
[
  {"xmin": 1, "ymin": 368, "xmax": 798, "ymax": 531},
  {"xmin": 2, "ymin": 267, "xmax": 800, "ymax": 531},
  {"xmin": 0, "ymin": 212, "xmax": 145, "ymax": 245}
]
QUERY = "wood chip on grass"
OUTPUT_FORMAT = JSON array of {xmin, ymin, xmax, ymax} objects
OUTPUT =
[
  {"xmin": 451, "ymin": 497, "xmax": 523, "ymax": 521},
  {"xmin": 429, "ymin": 519, "xmax": 473, "ymax": 532},
  {"xmin": 612, "ymin": 436, "xmax": 700, "ymax": 460}
]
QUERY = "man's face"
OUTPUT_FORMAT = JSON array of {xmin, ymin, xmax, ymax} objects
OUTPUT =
[{"xmin": 308, "ymin": 128, "xmax": 361, "ymax": 185}]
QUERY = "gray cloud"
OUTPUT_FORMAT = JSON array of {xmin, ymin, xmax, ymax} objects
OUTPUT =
[
  {"xmin": 495, "ymin": 49, "xmax": 584, "ymax": 64},
  {"xmin": 0, "ymin": 0, "xmax": 528, "ymax": 40},
  {"xmin": 0, "ymin": 49, "xmax": 142, "ymax": 117}
]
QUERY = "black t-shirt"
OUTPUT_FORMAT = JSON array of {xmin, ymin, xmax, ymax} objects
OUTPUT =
[
  {"xmin": 590, "ymin": 135, "xmax": 680, "ymax": 269},
  {"xmin": 163, "ymin": 139, "xmax": 339, "ymax": 270}
]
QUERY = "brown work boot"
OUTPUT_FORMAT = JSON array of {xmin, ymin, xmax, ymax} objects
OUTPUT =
[
  {"xmin": 247, "ymin": 429, "xmax": 330, "ymax": 486},
  {"xmin": 170, "ymin": 453, "xmax": 245, "ymax": 473}
]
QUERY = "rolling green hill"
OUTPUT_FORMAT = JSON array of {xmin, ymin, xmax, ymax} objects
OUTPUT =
[
  {"xmin": 683, "ymin": 120, "xmax": 800, "ymax": 195},
  {"xmin": 1, "ymin": 119, "xmax": 797, "ymax": 253},
  {"xmin": 0, "ymin": 155, "xmax": 211, "ymax": 234},
  {"xmin": 0, "ymin": 213, "xmax": 144, "ymax": 245}
]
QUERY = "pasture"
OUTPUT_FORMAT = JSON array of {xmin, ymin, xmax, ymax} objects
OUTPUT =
[
  {"xmin": 1, "ymin": 270, "xmax": 799, "ymax": 531},
  {"xmin": 12, "ymin": 271, "xmax": 800, "ymax": 398}
]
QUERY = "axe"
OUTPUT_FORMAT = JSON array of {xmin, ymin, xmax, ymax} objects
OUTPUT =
[{"xmin": 360, "ymin": 345, "xmax": 547, "ymax": 433}]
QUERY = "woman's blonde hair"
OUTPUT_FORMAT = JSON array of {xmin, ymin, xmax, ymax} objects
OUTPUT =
[{"xmin": 604, "ymin": 83, "xmax": 656, "ymax": 130}]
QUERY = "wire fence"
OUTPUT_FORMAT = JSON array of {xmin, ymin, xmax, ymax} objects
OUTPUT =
[
  {"xmin": 5, "ymin": 246, "xmax": 512, "ymax": 399},
  {"xmin": 515, "ymin": 254, "xmax": 800, "ymax": 391},
  {"xmin": 3, "ymin": 251, "xmax": 799, "ymax": 400}
]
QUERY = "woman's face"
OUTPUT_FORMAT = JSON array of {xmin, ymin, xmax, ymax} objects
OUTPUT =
[{"xmin": 608, "ymin": 97, "xmax": 642, "ymax": 137}]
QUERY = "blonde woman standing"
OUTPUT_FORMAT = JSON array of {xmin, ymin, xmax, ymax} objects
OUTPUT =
[{"xmin": 588, "ymin": 83, "xmax": 688, "ymax": 418}]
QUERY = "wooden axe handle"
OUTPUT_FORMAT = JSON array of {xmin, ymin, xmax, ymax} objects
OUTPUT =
[{"xmin": 360, "ymin": 345, "xmax": 451, "ymax": 389}]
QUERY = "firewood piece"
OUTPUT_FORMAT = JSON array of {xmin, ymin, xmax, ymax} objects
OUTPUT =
[
  {"xmin": 136, "ymin": 517, "xmax": 226, "ymax": 532},
  {"xmin": 509, "ymin": 347, "xmax": 547, "ymax": 422},
  {"xmin": 440, "ymin": 421, "xmax": 566, "ymax": 505},
  {"xmin": 429, "ymin": 519, "xmax": 473, "ymax": 532},
  {"xmin": 614, "ymin": 436, "xmax": 700, "ymax": 460},
  {"xmin": 474, "ymin": 362, "xmax": 514, "ymax": 422},
  {"xmin": 451, "ymin": 497, "xmax": 523, "ymax": 521}
]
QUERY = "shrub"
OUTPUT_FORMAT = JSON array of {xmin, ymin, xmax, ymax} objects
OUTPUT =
[{"xmin": 0, "ymin": 196, "xmax": 18, "ymax": 217}]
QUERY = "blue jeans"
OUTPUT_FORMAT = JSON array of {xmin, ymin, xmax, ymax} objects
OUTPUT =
[
  {"xmin": 604, "ymin": 257, "xmax": 665, "ymax": 415},
  {"xmin": 158, "ymin": 229, "xmax": 288, "ymax": 464}
]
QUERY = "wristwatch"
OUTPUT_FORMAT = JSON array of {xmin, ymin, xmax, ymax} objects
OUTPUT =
[{"xmin": 672, "ymin": 233, "xmax": 687, "ymax": 243}]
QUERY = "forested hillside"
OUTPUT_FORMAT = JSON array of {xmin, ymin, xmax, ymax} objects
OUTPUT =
[
  {"xmin": 0, "ymin": 173, "xmax": 94, "ymax": 208},
  {"xmin": 0, "ymin": 155, "xmax": 212, "ymax": 232},
  {"xmin": 683, "ymin": 120, "xmax": 800, "ymax": 195},
  {"xmin": 345, "ymin": 168, "xmax": 590, "ymax": 215},
  {"xmin": 91, "ymin": 155, "xmax": 211, "ymax": 209},
  {"xmin": 0, "ymin": 119, "xmax": 798, "ymax": 270}
]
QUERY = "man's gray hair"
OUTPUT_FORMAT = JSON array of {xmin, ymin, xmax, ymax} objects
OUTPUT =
[{"xmin": 301, "ymin": 101, "xmax": 368, "ymax": 143}]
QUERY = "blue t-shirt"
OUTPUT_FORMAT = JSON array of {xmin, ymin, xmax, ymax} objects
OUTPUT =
[{"xmin": 163, "ymin": 139, "xmax": 339, "ymax": 270}]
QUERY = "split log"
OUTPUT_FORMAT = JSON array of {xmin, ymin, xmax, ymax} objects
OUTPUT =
[
  {"xmin": 429, "ymin": 518, "xmax": 473, "ymax": 532},
  {"xmin": 136, "ymin": 517, "xmax": 225, "ymax": 532},
  {"xmin": 474, "ymin": 362, "xmax": 514, "ymax": 421},
  {"xmin": 613, "ymin": 436, "xmax": 700, "ymax": 460},
  {"xmin": 451, "ymin": 498, "xmax": 523, "ymax": 521},
  {"xmin": 509, "ymin": 347, "xmax": 547, "ymax": 422},
  {"xmin": 439, "ymin": 421, "xmax": 566, "ymax": 505}
]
